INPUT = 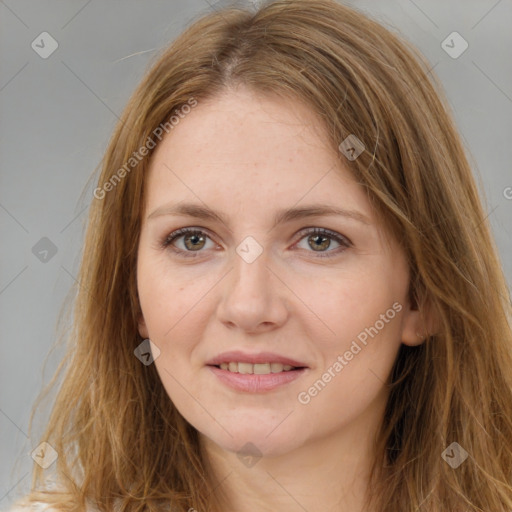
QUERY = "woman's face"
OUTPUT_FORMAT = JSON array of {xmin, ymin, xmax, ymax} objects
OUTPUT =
[{"xmin": 136, "ymin": 86, "xmax": 424, "ymax": 458}]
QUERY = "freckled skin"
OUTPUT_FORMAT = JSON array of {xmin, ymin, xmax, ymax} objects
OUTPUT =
[{"xmin": 136, "ymin": 86, "xmax": 427, "ymax": 512}]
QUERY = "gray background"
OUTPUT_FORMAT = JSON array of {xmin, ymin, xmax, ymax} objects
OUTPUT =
[{"xmin": 1, "ymin": 0, "xmax": 511, "ymax": 508}]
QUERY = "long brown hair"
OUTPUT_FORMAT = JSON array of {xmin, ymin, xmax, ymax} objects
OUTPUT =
[{"xmin": 15, "ymin": 1, "xmax": 512, "ymax": 511}]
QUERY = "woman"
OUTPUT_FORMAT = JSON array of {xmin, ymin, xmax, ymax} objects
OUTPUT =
[{"xmin": 8, "ymin": 0, "xmax": 512, "ymax": 511}]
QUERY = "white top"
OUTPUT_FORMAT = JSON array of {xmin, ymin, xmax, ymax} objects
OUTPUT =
[
  {"xmin": 4, "ymin": 501, "xmax": 104, "ymax": 512},
  {"xmin": 3, "ymin": 502, "xmax": 59, "ymax": 512},
  {"xmin": 3, "ymin": 479, "xmax": 98, "ymax": 512}
]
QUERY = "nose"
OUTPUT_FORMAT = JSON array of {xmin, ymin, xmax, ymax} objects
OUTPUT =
[{"xmin": 216, "ymin": 244, "xmax": 290, "ymax": 334}]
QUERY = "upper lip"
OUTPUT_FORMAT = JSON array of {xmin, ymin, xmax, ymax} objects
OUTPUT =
[{"xmin": 206, "ymin": 351, "xmax": 308, "ymax": 368}]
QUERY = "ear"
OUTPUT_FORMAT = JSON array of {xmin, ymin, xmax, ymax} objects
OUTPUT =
[
  {"xmin": 400, "ymin": 292, "xmax": 440, "ymax": 346},
  {"xmin": 138, "ymin": 312, "xmax": 149, "ymax": 339}
]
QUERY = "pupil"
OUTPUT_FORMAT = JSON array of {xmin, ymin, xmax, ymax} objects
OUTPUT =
[
  {"xmin": 186, "ymin": 233, "xmax": 204, "ymax": 250},
  {"xmin": 311, "ymin": 234, "xmax": 329, "ymax": 250}
]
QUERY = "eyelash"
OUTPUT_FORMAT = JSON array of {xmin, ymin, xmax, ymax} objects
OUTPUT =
[{"xmin": 159, "ymin": 227, "xmax": 352, "ymax": 259}]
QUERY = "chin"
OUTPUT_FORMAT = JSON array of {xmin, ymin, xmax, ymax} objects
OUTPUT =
[{"xmin": 199, "ymin": 422, "xmax": 305, "ymax": 459}]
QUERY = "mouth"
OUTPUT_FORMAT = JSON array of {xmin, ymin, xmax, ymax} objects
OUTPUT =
[
  {"xmin": 209, "ymin": 362, "xmax": 307, "ymax": 374},
  {"xmin": 205, "ymin": 351, "xmax": 309, "ymax": 392}
]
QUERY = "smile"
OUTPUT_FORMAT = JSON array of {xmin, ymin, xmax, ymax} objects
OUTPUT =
[
  {"xmin": 215, "ymin": 362, "xmax": 300, "ymax": 374},
  {"xmin": 207, "ymin": 365, "xmax": 307, "ymax": 392}
]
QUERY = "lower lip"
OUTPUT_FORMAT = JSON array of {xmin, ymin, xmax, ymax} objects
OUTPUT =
[{"xmin": 207, "ymin": 365, "xmax": 307, "ymax": 392}]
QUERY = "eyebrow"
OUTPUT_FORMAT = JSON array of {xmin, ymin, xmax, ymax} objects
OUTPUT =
[{"xmin": 147, "ymin": 202, "xmax": 371, "ymax": 228}]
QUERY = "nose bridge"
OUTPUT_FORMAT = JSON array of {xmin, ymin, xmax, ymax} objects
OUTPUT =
[
  {"xmin": 231, "ymin": 235, "xmax": 273, "ymax": 298},
  {"xmin": 217, "ymin": 235, "xmax": 288, "ymax": 331}
]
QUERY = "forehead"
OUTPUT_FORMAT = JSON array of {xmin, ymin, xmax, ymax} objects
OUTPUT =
[{"xmin": 144, "ymin": 87, "xmax": 372, "ymax": 222}]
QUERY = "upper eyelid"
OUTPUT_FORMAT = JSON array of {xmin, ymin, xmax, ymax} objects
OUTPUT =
[{"xmin": 164, "ymin": 226, "xmax": 352, "ymax": 248}]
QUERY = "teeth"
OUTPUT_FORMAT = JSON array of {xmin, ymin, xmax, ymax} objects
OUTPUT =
[
  {"xmin": 254, "ymin": 363, "xmax": 270, "ymax": 374},
  {"xmin": 238, "ymin": 362, "xmax": 253, "ymax": 374},
  {"xmin": 217, "ymin": 362, "xmax": 297, "ymax": 374},
  {"xmin": 272, "ymin": 363, "xmax": 293, "ymax": 372}
]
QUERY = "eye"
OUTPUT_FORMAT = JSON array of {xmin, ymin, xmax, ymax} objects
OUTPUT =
[
  {"xmin": 160, "ymin": 226, "xmax": 352, "ymax": 259},
  {"xmin": 293, "ymin": 227, "xmax": 352, "ymax": 258},
  {"xmin": 160, "ymin": 228, "xmax": 217, "ymax": 258}
]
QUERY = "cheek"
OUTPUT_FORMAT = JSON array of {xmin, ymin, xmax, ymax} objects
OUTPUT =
[
  {"xmin": 305, "ymin": 267, "xmax": 406, "ymax": 348},
  {"xmin": 297, "ymin": 275, "xmax": 403, "ymax": 422},
  {"xmin": 137, "ymin": 253, "xmax": 212, "ymax": 338}
]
